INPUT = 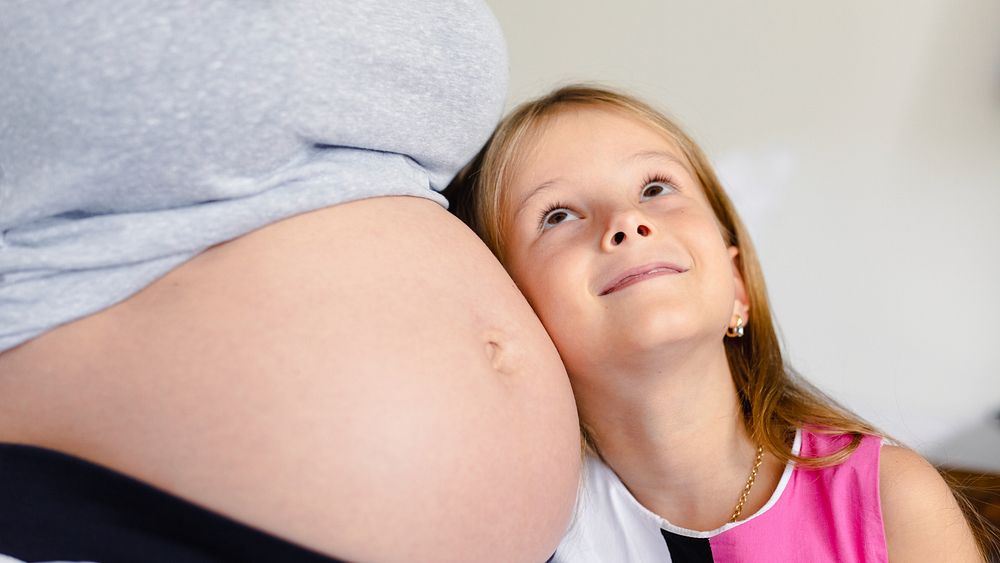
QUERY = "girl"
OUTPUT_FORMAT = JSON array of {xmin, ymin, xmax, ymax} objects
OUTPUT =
[{"xmin": 445, "ymin": 85, "xmax": 987, "ymax": 562}]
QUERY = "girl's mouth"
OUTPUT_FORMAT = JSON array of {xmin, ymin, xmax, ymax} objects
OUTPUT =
[{"xmin": 599, "ymin": 262, "xmax": 687, "ymax": 296}]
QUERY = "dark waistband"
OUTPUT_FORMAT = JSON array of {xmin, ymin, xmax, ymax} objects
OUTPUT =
[{"xmin": 0, "ymin": 442, "xmax": 347, "ymax": 563}]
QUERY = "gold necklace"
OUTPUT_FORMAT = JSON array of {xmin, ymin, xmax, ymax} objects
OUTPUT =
[{"xmin": 729, "ymin": 444, "xmax": 765, "ymax": 522}]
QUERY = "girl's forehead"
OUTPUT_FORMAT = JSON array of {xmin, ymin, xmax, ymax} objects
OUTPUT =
[{"xmin": 513, "ymin": 106, "xmax": 693, "ymax": 182}]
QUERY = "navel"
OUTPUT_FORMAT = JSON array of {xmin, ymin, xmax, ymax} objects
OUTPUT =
[{"xmin": 481, "ymin": 329, "xmax": 523, "ymax": 376}]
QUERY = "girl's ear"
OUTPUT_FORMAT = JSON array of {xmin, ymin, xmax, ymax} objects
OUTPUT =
[{"xmin": 728, "ymin": 246, "xmax": 750, "ymax": 323}]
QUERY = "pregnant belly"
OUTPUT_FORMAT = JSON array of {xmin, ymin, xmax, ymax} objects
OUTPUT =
[{"xmin": 0, "ymin": 196, "xmax": 581, "ymax": 562}]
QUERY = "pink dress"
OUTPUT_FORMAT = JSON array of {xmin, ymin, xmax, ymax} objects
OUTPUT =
[{"xmin": 553, "ymin": 429, "xmax": 889, "ymax": 562}]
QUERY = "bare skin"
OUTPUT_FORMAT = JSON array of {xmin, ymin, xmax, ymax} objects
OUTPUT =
[
  {"xmin": 0, "ymin": 196, "xmax": 582, "ymax": 562},
  {"xmin": 880, "ymin": 446, "xmax": 984, "ymax": 562}
]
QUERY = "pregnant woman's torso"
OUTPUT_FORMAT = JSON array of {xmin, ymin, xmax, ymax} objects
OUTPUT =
[
  {"xmin": 0, "ymin": 197, "xmax": 581, "ymax": 561},
  {"xmin": 0, "ymin": 2, "xmax": 580, "ymax": 560}
]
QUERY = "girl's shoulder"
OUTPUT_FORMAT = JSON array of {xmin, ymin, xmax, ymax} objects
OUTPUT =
[{"xmin": 878, "ymin": 444, "xmax": 982, "ymax": 562}]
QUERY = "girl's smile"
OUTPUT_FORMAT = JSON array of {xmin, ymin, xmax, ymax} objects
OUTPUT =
[{"xmin": 598, "ymin": 261, "xmax": 688, "ymax": 296}]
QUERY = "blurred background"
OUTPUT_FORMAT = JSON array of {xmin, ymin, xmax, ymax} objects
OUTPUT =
[{"xmin": 486, "ymin": 0, "xmax": 999, "ymax": 477}]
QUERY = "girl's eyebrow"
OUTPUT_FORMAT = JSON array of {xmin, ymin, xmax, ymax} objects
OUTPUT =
[
  {"xmin": 516, "ymin": 177, "xmax": 564, "ymax": 215},
  {"xmin": 628, "ymin": 149, "xmax": 690, "ymax": 172}
]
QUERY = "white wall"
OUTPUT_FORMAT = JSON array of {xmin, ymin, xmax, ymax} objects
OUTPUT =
[{"xmin": 486, "ymin": 0, "xmax": 1000, "ymax": 470}]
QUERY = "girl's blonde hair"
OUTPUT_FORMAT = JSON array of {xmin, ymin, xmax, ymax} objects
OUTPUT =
[
  {"xmin": 445, "ymin": 83, "xmax": 997, "ymax": 558},
  {"xmin": 445, "ymin": 84, "xmax": 873, "ymax": 468}
]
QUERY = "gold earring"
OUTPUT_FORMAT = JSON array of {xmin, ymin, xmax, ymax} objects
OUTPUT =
[{"xmin": 726, "ymin": 314, "xmax": 745, "ymax": 338}]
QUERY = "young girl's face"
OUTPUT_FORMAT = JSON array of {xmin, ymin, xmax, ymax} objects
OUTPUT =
[{"xmin": 501, "ymin": 106, "xmax": 748, "ymax": 378}]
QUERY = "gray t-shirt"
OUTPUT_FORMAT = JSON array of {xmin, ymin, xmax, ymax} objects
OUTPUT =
[{"xmin": 0, "ymin": 1, "xmax": 508, "ymax": 352}]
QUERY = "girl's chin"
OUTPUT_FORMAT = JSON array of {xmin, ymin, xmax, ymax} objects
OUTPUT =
[{"xmin": 614, "ymin": 309, "xmax": 720, "ymax": 342}]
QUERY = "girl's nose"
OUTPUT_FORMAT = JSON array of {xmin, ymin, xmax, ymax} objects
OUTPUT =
[{"xmin": 604, "ymin": 214, "xmax": 653, "ymax": 249}]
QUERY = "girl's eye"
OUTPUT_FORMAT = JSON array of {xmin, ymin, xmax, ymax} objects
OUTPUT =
[
  {"xmin": 640, "ymin": 180, "xmax": 677, "ymax": 201},
  {"xmin": 539, "ymin": 204, "xmax": 579, "ymax": 230}
]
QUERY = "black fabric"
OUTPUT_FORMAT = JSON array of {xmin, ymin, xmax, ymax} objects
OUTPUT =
[
  {"xmin": 0, "ymin": 443, "xmax": 347, "ymax": 563},
  {"xmin": 661, "ymin": 529, "xmax": 714, "ymax": 563}
]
